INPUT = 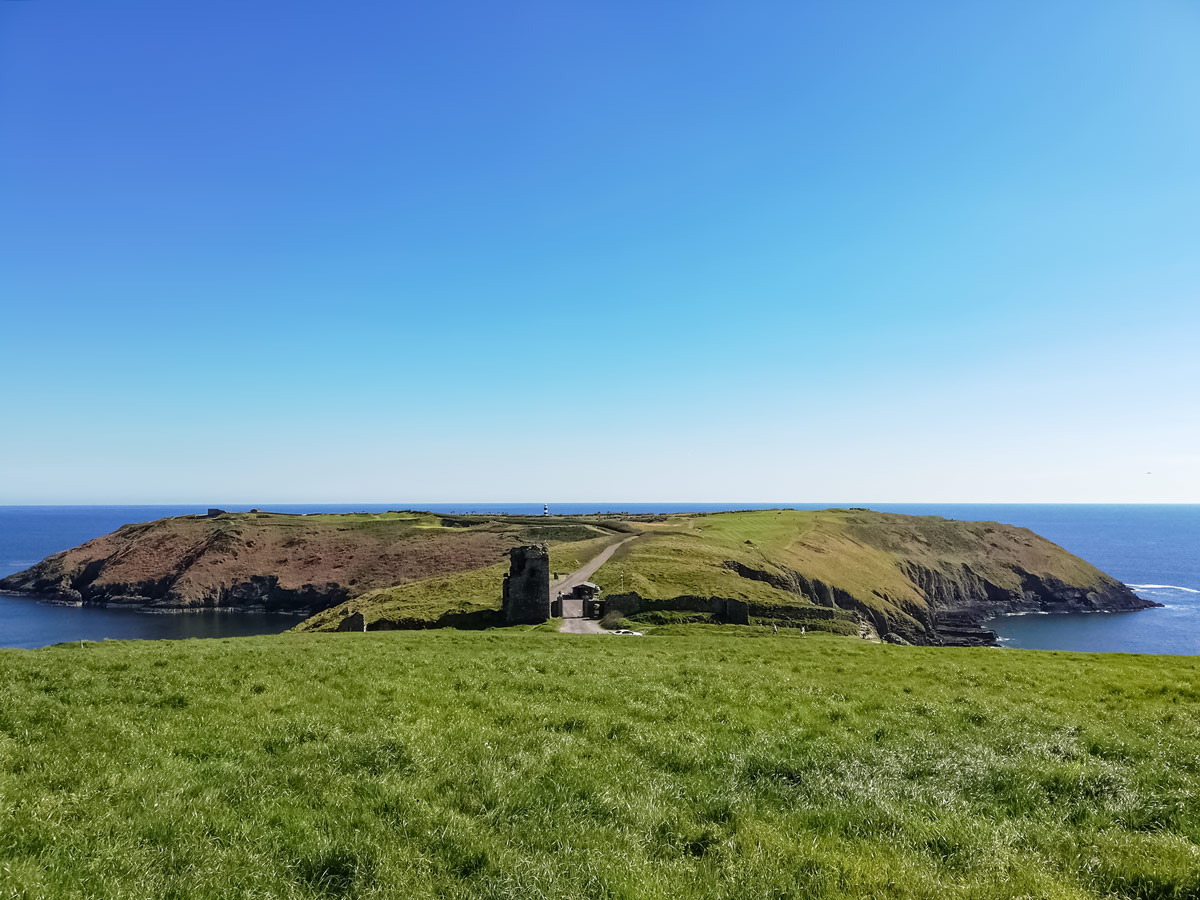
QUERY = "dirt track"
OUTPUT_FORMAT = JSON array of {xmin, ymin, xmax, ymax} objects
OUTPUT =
[{"xmin": 555, "ymin": 536, "xmax": 636, "ymax": 634}]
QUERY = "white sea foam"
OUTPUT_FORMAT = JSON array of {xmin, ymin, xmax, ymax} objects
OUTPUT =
[{"xmin": 1127, "ymin": 584, "xmax": 1200, "ymax": 594}]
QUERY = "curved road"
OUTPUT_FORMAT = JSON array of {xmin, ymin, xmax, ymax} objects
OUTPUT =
[{"xmin": 555, "ymin": 535, "xmax": 637, "ymax": 634}]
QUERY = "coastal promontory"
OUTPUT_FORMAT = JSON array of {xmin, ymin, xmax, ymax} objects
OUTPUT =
[{"xmin": 0, "ymin": 508, "xmax": 1154, "ymax": 645}]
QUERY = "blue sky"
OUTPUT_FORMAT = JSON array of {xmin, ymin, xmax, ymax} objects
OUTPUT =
[{"xmin": 1, "ymin": 1, "xmax": 1197, "ymax": 503}]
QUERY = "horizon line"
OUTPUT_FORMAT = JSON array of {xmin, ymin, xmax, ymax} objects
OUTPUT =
[{"xmin": 2, "ymin": 500, "xmax": 1199, "ymax": 507}]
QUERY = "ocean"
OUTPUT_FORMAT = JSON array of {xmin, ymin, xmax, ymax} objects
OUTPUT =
[{"xmin": 1, "ymin": 503, "xmax": 1197, "ymax": 653}]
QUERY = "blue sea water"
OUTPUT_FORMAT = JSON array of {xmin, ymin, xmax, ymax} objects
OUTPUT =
[{"xmin": 1, "ymin": 503, "xmax": 1197, "ymax": 653}]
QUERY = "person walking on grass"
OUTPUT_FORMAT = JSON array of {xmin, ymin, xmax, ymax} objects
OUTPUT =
[{"xmin": 772, "ymin": 624, "xmax": 778, "ymax": 634}]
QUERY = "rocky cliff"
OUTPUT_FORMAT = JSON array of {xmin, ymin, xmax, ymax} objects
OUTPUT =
[{"xmin": 717, "ymin": 554, "xmax": 1149, "ymax": 645}]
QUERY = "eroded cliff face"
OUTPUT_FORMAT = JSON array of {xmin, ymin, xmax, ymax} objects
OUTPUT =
[
  {"xmin": 0, "ymin": 566, "xmax": 348, "ymax": 613},
  {"xmin": 897, "ymin": 560, "xmax": 1149, "ymax": 639},
  {"xmin": 719, "ymin": 556, "xmax": 1152, "ymax": 646}
]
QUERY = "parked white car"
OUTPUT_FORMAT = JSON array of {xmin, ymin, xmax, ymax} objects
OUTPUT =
[{"xmin": 611, "ymin": 629, "xmax": 643, "ymax": 636}]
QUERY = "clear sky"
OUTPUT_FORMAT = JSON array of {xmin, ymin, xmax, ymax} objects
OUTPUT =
[{"xmin": 1, "ymin": 1, "xmax": 1197, "ymax": 504}]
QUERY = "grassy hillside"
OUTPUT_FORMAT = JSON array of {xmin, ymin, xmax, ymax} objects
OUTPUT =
[
  {"xmin": 0, "ymin": 631, "xmax": 1197, "ymax": 899},
  {"xmin": 591, "ymin": 509, "xmax": 1142, "ymax": 641},
  {"xmin": 300, "ymin": 508, "xmax": 1145, "ymax": 642}
]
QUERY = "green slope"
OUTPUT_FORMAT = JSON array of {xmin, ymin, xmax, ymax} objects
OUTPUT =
[
  {"xmin": 589, "ymin": 508, "xmax": 1142, "ymax": 641},
  {"xmin": 0, "ymin": 631, "xmax": 1196, "ymax": 899}
]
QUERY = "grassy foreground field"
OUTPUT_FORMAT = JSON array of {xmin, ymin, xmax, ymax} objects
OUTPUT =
[{"xmin": 1, "ymin": 631, "xmax": 1198, "ymax": 899}]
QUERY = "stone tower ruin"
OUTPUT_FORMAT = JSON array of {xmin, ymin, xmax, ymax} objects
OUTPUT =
[{"xmin": 502, "ymin": 544, "xmax": 550, "ymax": 625}]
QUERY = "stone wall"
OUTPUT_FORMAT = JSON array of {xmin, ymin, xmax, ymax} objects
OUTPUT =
[
  {"xmin": 602, "ymin": 592, "xmax": 749, "ymax": 625},
  {"xmin": 599, "ymin": 592, "xmax": 870, "ymax": 630},
  {"xmin": 501, "ymin": 544, "xmax": 550, "ymax": 625}
]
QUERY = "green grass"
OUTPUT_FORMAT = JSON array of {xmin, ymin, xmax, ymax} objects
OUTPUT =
[
  {"xmin": 596, "ymin": 525, "xmax": 803, "ymax": 606},
  {"xmin": 1, "ymin": 631, "xmax": 1198, "ymax": 898},
  {"xmin": 296, "ymin": 561, "xmax": 510, "ymax": 630},
  {"xmin": 594, "ymin": 510, "xmax": 927, "ymax": 615}
]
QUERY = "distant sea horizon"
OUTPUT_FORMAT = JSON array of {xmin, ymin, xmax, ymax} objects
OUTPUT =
[{"xmin": 2, "ymin": 503, "xmax": 1198, "ymax": 654}]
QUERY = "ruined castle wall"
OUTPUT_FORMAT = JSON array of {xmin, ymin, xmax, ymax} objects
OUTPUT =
[{"xmin": 502, "ymin": 544, "xmax": 550, "ymax": 625}]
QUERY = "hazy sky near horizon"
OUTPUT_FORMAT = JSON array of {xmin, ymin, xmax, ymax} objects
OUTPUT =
[{"xmin": 2, "ymin": 1, "xmax": 1198, "ymax": 504}]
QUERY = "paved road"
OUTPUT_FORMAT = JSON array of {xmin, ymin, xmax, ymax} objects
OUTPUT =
[{"xmin": 555, "ymin": 535, "xmax": 636, "ymax": 634}]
